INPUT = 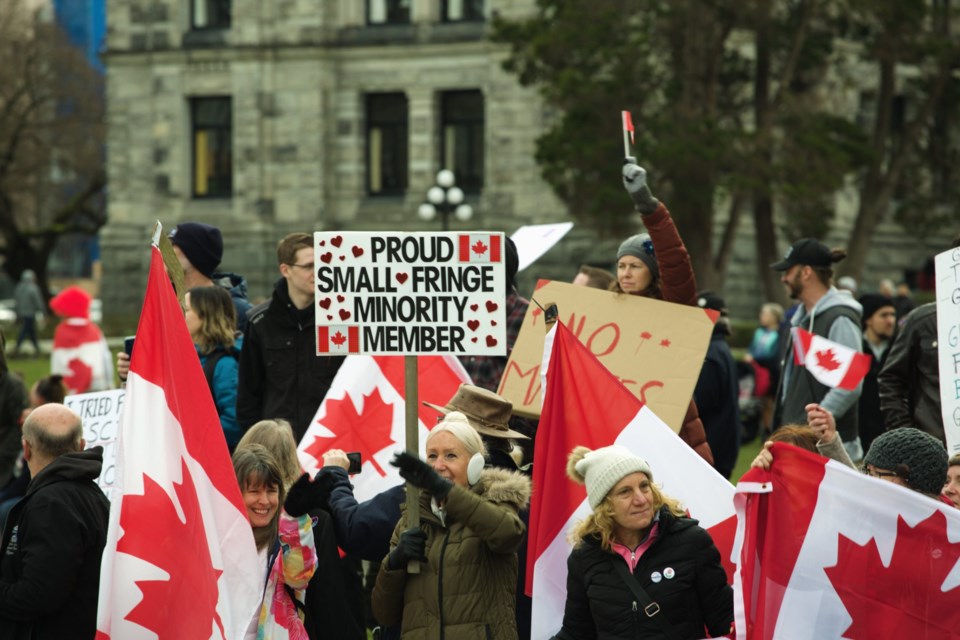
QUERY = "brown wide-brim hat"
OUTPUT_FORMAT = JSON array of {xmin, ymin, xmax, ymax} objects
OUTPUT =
[{"xmin": 423, "ymin": 383, "xmax": 530, "ymax": 440}]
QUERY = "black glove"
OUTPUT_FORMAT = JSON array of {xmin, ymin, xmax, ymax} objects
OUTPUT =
[
  {"xmin": 391, "ymin": 451, "xmax": 453, "ymax": 499},
  {"xmin": 387, "ymin": 527, "xmax": 428, "ymax": 570},
  {"xmin": 622, "ymin": 157, "xmax": 660, "ymax": 215},
  {"xmin": 283, "ymin": 473, "xmax": 326, "ymax": 517}
]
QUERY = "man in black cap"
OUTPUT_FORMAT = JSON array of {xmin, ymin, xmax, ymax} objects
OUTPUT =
[
  {"xmin": 770, "ymin": 238, "xmax": 864, "ymax": 460},
  {"xmin": 169, "ymin": 222, "xmax": 253, "ymax": 333},
  {"xmin": 857, "ymin": 293, "xmax": 896, "ymax": 452}
]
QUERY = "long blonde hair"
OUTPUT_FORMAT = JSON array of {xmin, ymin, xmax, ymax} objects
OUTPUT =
[
  {"xmin": 187, "ymin": 286, "xmax": 236, "ymax": 354},
  {"xmin": 237, "ymin": 419, "xmax": 303, "ymax": 490},
  {"xmin": 233, "ymin": 444, "xmax": 286, "ymax": 550}
]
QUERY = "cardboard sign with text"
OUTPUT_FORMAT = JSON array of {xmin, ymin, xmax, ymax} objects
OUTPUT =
[
  {"xmin": 498, "ymin": 280, "xmax": 716, "ymax": 431},
  {"xmin": 64, "ymin": 388, "xmax": 124, "ymax": 498},
  {"xmin": 314, "ymin": 232, "xmax": 506, "ymax": 356},
  {"xmin": 936, "ymin": 247, "xmax": 960, "ymax": 455}
]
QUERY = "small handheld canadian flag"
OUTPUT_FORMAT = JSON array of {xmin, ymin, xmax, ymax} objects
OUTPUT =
[
  {"xmin": 792, "ymin": 326, "xmax": 871, "ymax": 391},
  {"xmin": 621, "ymin": 110, "xmax": 635, "ymax": 157}
]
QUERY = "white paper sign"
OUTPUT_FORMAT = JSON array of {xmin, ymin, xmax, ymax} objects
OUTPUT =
[
  {"xmin": 511, "ymin": 222, "xmax": 574, "ymax": 273},
  {"xmin": 64, "ymin": 388, "xmax": 124, "ymax": 497},
  {"xmin": 314, "ymin": 232, "xmax": 506, "ymax": 356},
  {"xmin": 936, "ymin": 247, "xmax": 960, "ymax": 455}
]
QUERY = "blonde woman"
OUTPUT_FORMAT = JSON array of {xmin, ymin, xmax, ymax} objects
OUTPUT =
[{"xmin": 555, "ymin": 445, "xmax": 732, "ymax": 639}]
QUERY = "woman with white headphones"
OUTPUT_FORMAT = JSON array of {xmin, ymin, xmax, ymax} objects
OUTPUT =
[{"xmin": 372, "ymin": 411, "xmax": 531, "ymax": 639}]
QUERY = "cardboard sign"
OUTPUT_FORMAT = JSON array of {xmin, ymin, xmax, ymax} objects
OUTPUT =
[
  {"xmin": 936, "ymin": 248, "xmax": 960, "ymax": 455},
  {"xmin": 498, "ymin": 280, "xmax": 715, "ymax": 431},
  {"xmin": 314, "ymin": 232, "xmax": 506, "ymax": 356},
  {"xmin": 64, "ymin": 388, "xmax": 124, "ymax": 498}
]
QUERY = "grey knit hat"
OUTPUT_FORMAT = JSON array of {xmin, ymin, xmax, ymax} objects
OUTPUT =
[
  {"xmin": 863, "ymin": 428, "xmax": 948, "ymax": 495},
  {"xmin": 567, "ymin": 445, "xmax": 653, "ymax": 509},
  {"xmin": 616, "ymin": 234, "xmax": 659, "ymax": 280}
]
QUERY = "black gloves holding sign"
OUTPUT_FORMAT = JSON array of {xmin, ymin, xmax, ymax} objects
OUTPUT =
[
  {"xmin": 387, "ymin": 527, "xmax": 428, "ymax": 570},
  {"xmin": 622, "ymin": 157, "xmax": 660, "ymax": 215},
  {"xmin": 390, "ymin": 451, "xmax": 453, "ymax": 500}
]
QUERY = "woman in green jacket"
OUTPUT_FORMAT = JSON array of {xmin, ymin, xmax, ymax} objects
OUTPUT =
[{"xmin": 372, "ymin": 411, "xmax": 531, "ymax": 639}]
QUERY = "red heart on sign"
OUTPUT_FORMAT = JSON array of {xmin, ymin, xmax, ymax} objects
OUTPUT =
[
  {"xmin": 337, "ymin": 295, "xmax": 345, "ymax": 303},
  {"xmin": 320, "ymin": 252, "xmax": 333, "ymax": 264},
  {"xmin": 396, "ymin": 273, "xmax": 408, "ymax": 284},
  {"xmin": 331, "ymin": 236, "xmax": 343, "ymax": 248},
  {"xmin": 486, "ymin": 301, "xmax": 499, "ymax": 313},
  {"xmin": 485, "ymin": 335, "xmax": 498, "ymax": 347},
  {"xmin": 319, "ymin": 298, "xmax": 331, "ymax": 310},
  {"xmin": 471, "ymin": 337, "xmax": 478, "ymax": 343},
  {"xmin": 491, "ymin": 320, "xmax": 497, "ymax": 326},
  {"xmin": 470, "ymin": 304, "xmax": 479, "ymax": 312},
  {"xmin": 339, "ymin": 255, "xmax": 346, "ymax": 261},
  {"xmin": 467, "ymin": 320, "xmax": 480, "ymax": 331},
  {"xmin": 352, "ymin": 246, "xmax": 364, "ymax": 258},
  {"xmin": 318, "ymin": 240, "xmax": 326, "ymax": 246},
  {"xmin": 327, "ymin": 315, "xmax": 333, "ymax": 320},
  {"xmin": 339, "ymin": 309, "xmax": 351, "ymax": 321}
]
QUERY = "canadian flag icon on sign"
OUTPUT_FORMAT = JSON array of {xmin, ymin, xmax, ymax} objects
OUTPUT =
[
  {"xmin": 318, "ymin": 325, "xmax": 360, "ymax": 354},
  {"xmin": 459, "ymin": 234, "xmax": 501, "ymax": 263}
]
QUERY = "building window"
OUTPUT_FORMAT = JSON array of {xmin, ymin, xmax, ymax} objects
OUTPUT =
[
  {"xmin": 191, "ymin": 97, "xmax": 232, "ymax": 198},
  {"xmin": 442, "ymin": 0, "xmax": 484, "ymax": 21},
  {"xmin": 440, "ymin": 90, "xmax": 484, "ymax": 192},
  {"xmin": 368, "ymin": 0, "xmax": 410, "ymax": 25},
  {"xmin": 191, "ymin": 0, "xmax": 230, "ymax": 29},
  {"xmin": 367, "ymin": 93, "xmax": 408, "ymax": 195}
]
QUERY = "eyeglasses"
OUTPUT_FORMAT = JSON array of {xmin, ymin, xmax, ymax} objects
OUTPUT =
[
  {"xmin": 288, "ymin": 263, "xmax": 315, "ymax": 271},
  {"xmin": 860, "ymin": 465, "xmax": 899, "ymax": 479}
]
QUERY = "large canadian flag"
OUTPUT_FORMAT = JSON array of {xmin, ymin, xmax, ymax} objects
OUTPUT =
[
  {"xmin": 733, "ymin": 443, "xmax": 960, "ymax": 639},
  {"xmin": 297, "ymin": 354, "xmax": 471, "ymax": 501},
  {"xmin": 51, "ymin": 318, "xmax": 114, "ymax": 394},
  {"xmin": 96, "ymin": 245, "xmax": 261, "ymax": 639},
  {"xmin": 528, "ymin": 321, "xmax": 736, "ymax": 640},
  {"xmin": 792, "ymin": 327, "xmax": 870, "ymax": 391}
]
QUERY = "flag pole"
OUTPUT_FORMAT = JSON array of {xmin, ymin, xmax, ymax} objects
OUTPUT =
[{"xmin": 404, "ymin": 355, "xmax": 421, "ymax": 574}]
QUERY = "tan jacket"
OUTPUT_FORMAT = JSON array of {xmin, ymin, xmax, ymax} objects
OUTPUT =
[{"xmin": 372, "ymin": 467, "xmax": 531, "ymax": 640}]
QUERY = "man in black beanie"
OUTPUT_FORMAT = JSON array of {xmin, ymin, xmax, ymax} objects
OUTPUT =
[{"xmin": 857, "ymin": 293, "xmax": 896, "ymax": 452}]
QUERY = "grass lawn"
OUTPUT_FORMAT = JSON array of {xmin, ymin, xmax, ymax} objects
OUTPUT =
[
  {"xmin": 731, "ymin": 433, "xmax": 764, "ymax": 483},
  {"xmin": 5, "ymin": 355, "xmax": 51, "ymax": 394}
]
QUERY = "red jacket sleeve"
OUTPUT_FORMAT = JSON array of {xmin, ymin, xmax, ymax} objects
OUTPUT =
[{"xmin": 643, "ymin": 203, "xmax": 697, "ymax": 306}]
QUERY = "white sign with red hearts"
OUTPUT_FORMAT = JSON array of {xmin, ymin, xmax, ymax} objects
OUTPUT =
[{"xmin": 314, "ymin": 232, "xmax": 507, "ymax": 356}]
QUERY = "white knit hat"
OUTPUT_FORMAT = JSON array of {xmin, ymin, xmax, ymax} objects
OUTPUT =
[{"xmin": 568, "ymin": 445, "xmax": 653, "ymax": 510}]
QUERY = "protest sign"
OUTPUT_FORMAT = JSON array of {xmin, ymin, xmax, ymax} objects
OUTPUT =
[
  {"xmin": 498, "ymin": 280, "xmax": 715, "ymax": 430},
  {"xmin": 314, "ymin": 232, "xmax": 506, "ymax": 356},
  {"xmin": 64, "ymin": 388, "xmax": 124, "ymax": 496},
  {"xmin": 936, "ymin": 247, "xmax": 960, "ymax": 454},
  {"xmin": 511, "ymin": 222, "xmax": 573, "ymax": 273}
]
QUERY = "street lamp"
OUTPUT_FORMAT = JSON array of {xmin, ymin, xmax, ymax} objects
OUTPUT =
[{"xmin": 417, "ymin": 169, "xmax": 473, "ymax": 231}]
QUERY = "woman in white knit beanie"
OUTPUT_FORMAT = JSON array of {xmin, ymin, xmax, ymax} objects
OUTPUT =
[{"xmin": 554, "ymin": 445, "xmax": 733, "ymax": 639}]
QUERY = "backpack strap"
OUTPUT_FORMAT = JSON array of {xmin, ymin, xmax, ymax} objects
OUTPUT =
[
  {"xmin": 608, "ymin": 555, "xmax": 682, "ymax": 640},
  {"xmin": 201, "ymin": 347, "xmax": 238, "ymax": 414}
]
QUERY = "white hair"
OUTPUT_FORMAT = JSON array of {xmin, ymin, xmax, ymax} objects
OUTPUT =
[{"xmin": 427, "ymin": 411, "xmax": 487, "ymax": 457}]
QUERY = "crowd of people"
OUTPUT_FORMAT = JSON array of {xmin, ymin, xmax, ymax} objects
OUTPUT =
[{"xmin": 0, "ymin": 158, "xmax": 955, "ymax": 640}]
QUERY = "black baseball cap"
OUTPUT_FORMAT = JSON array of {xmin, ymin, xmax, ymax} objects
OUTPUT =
[{"xmin": 770, "ymin": 238, "xmax": 832, "ymax": 271}]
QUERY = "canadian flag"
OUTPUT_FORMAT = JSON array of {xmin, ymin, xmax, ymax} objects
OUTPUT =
[
  {"xmin": 528, "ymin": 321, "xmax": 736, "ymax": 639},
  {"xmin": 318, "ymin": 325, "xmax": 360, "ymax": 354},
  {"xmin": 459, "ymin": 234, "xmax": 502, "ymax": 263},
  {"xmin": 297, "ymin": 354, "xmax": 471, "ymax": 501},
  {"xmin": 96, "ymin": 245, "xmax": 261, "ymax": 639},
  {"xmin": 733, "ymin": 442, "xmax": 960, "ymax": 638},
  {"xmin": 791, "ymin": 326, "xmax": 870, "ymax": 391},
  {"xmin": 622, "ymin": 109, "xmax": 635, "ymax": 143},
  {"xmin": 51, "ymin": 318, "xmax": 114, "ymax": 394}
]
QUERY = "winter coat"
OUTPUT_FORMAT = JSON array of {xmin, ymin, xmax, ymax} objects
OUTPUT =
[
  {"xmin": 251, "ymin": 513, "xmax": 317, "ymax": 640},
  {"xmin": 0, "ymin": 372, "xmax": 27, "ymax": 490},
  {"xmin": 555, "ymin": 507, "xmax": 733, "ymax": 640},
  {"xmin": 13, "ymin": 277, "xmax": 44, "ymax": 319},
  {"xmin": 213, "ymin": 271, "xmax": 254, "ymax": 335},
  {"xmin": 636, "ymin": 203, "xmax": 713, "ymax": 465},
  {"xmin": 858, "ymin": 335, "xmax": 891, "ymax": 453},
  {"xmin": 372, "ymin": 467, "xmax": 532, "ymax": 640},
  {"xmin": 0, "ymin": 447, "xmax": 110, "ymax": 640},
  {"xmin": 878, "ymin": 303, "xmax": 944, "ymax": 443},
  {"xmin": 694, "ymin": 329, "xmax": 742, "ymax": 479},
  {"xmin": 319, "ymin": 465, "xmax": 404, "ymax": 562},
  {"xmin": 51, "ymin": 318, "xmax": 114, "ymax": 394},
  {"xmin": 237, "ymin": 279, "xmax": 345, "ymax": 441},
  {"xmin": 197, "ymin": 336, "xmax": 242, "ymax": 449}
]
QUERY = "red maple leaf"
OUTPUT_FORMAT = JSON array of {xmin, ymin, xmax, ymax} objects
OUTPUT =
[
  {"xmin": 472, "ymin": 239, "xmax": 488, "ymax": 256},
  {"xmin": 824, "ymin": 510, "xmax": 960, "ymax": 637},
  {"xmin": 64, "ymin": 357, "xmax": 93, "ymax": 393},
  {"xmin": 331, "ymin": 331, "xmax": 347, "ymax": 347},
  {"xmin": 116, "ymin": 460, "xmax": 225, "ymax": 639},
  {"xmin": 814, "ymin": 348, "xmax": 841, "ymax": 371},
  {"xmin": 304, "ymin": 387, "xmax": 396, "ymax": 476}
]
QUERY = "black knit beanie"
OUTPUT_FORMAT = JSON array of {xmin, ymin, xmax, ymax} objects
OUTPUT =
[
  {"xmin": 169, "ymin": 222, "xmax": 223, "ymax": 279},
  {"xmin": 863, "ymin": 428, "xmax": 948, "ymax": 495}
]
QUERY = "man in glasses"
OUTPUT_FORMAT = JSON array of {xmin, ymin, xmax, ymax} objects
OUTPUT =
[{"xmin": 238, "ymin": 232, "xmax": 344, "ymax": 442}]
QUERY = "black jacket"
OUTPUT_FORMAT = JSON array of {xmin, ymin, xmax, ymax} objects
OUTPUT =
[
  {"xmin": 878, "ymin": 303, "xmax": 944, "ymax": 442},
  {"xmin": 0, "ymin": 372, "xmax": 27, "ymax": 490},
  {"xmin": 556, "ymin": 508, "xmax": 732, "ymax": 640},
  {"xmin": 858, "ymin": 336, "xmax": 891, "ymax": 453},
  {"xmin": 237, "ymin": 278, "xmax": 345, "ymax": 441},
  {"xmin": 694, "ymin": 330, "xmax": 742, "ymax": 479},
  {"xmin": 0, "ymin": 447, "xmax": 110, "ymax": 640},
  {"xmin": 320, "ymin": 466, "xmax": 404, "ymax": 562}
]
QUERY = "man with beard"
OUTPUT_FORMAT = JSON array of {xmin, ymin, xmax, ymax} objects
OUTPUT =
[
  {"xmin": 770, "ymin": 239, "xmax": 864, "ymax": 460},
  {"xmin": 857, "ymin": 293, "xmax": 896, "ymax": 452}
]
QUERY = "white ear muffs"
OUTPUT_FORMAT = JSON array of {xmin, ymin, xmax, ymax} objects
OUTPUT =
[{"xmin": 467, "ymin": 452, "xmax": 485, "ymax": 486}]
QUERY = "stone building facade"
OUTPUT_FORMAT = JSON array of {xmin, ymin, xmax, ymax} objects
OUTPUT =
[{"xmin": 102, "ymin": 0, "xmax": 566, "ymax": 313}]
